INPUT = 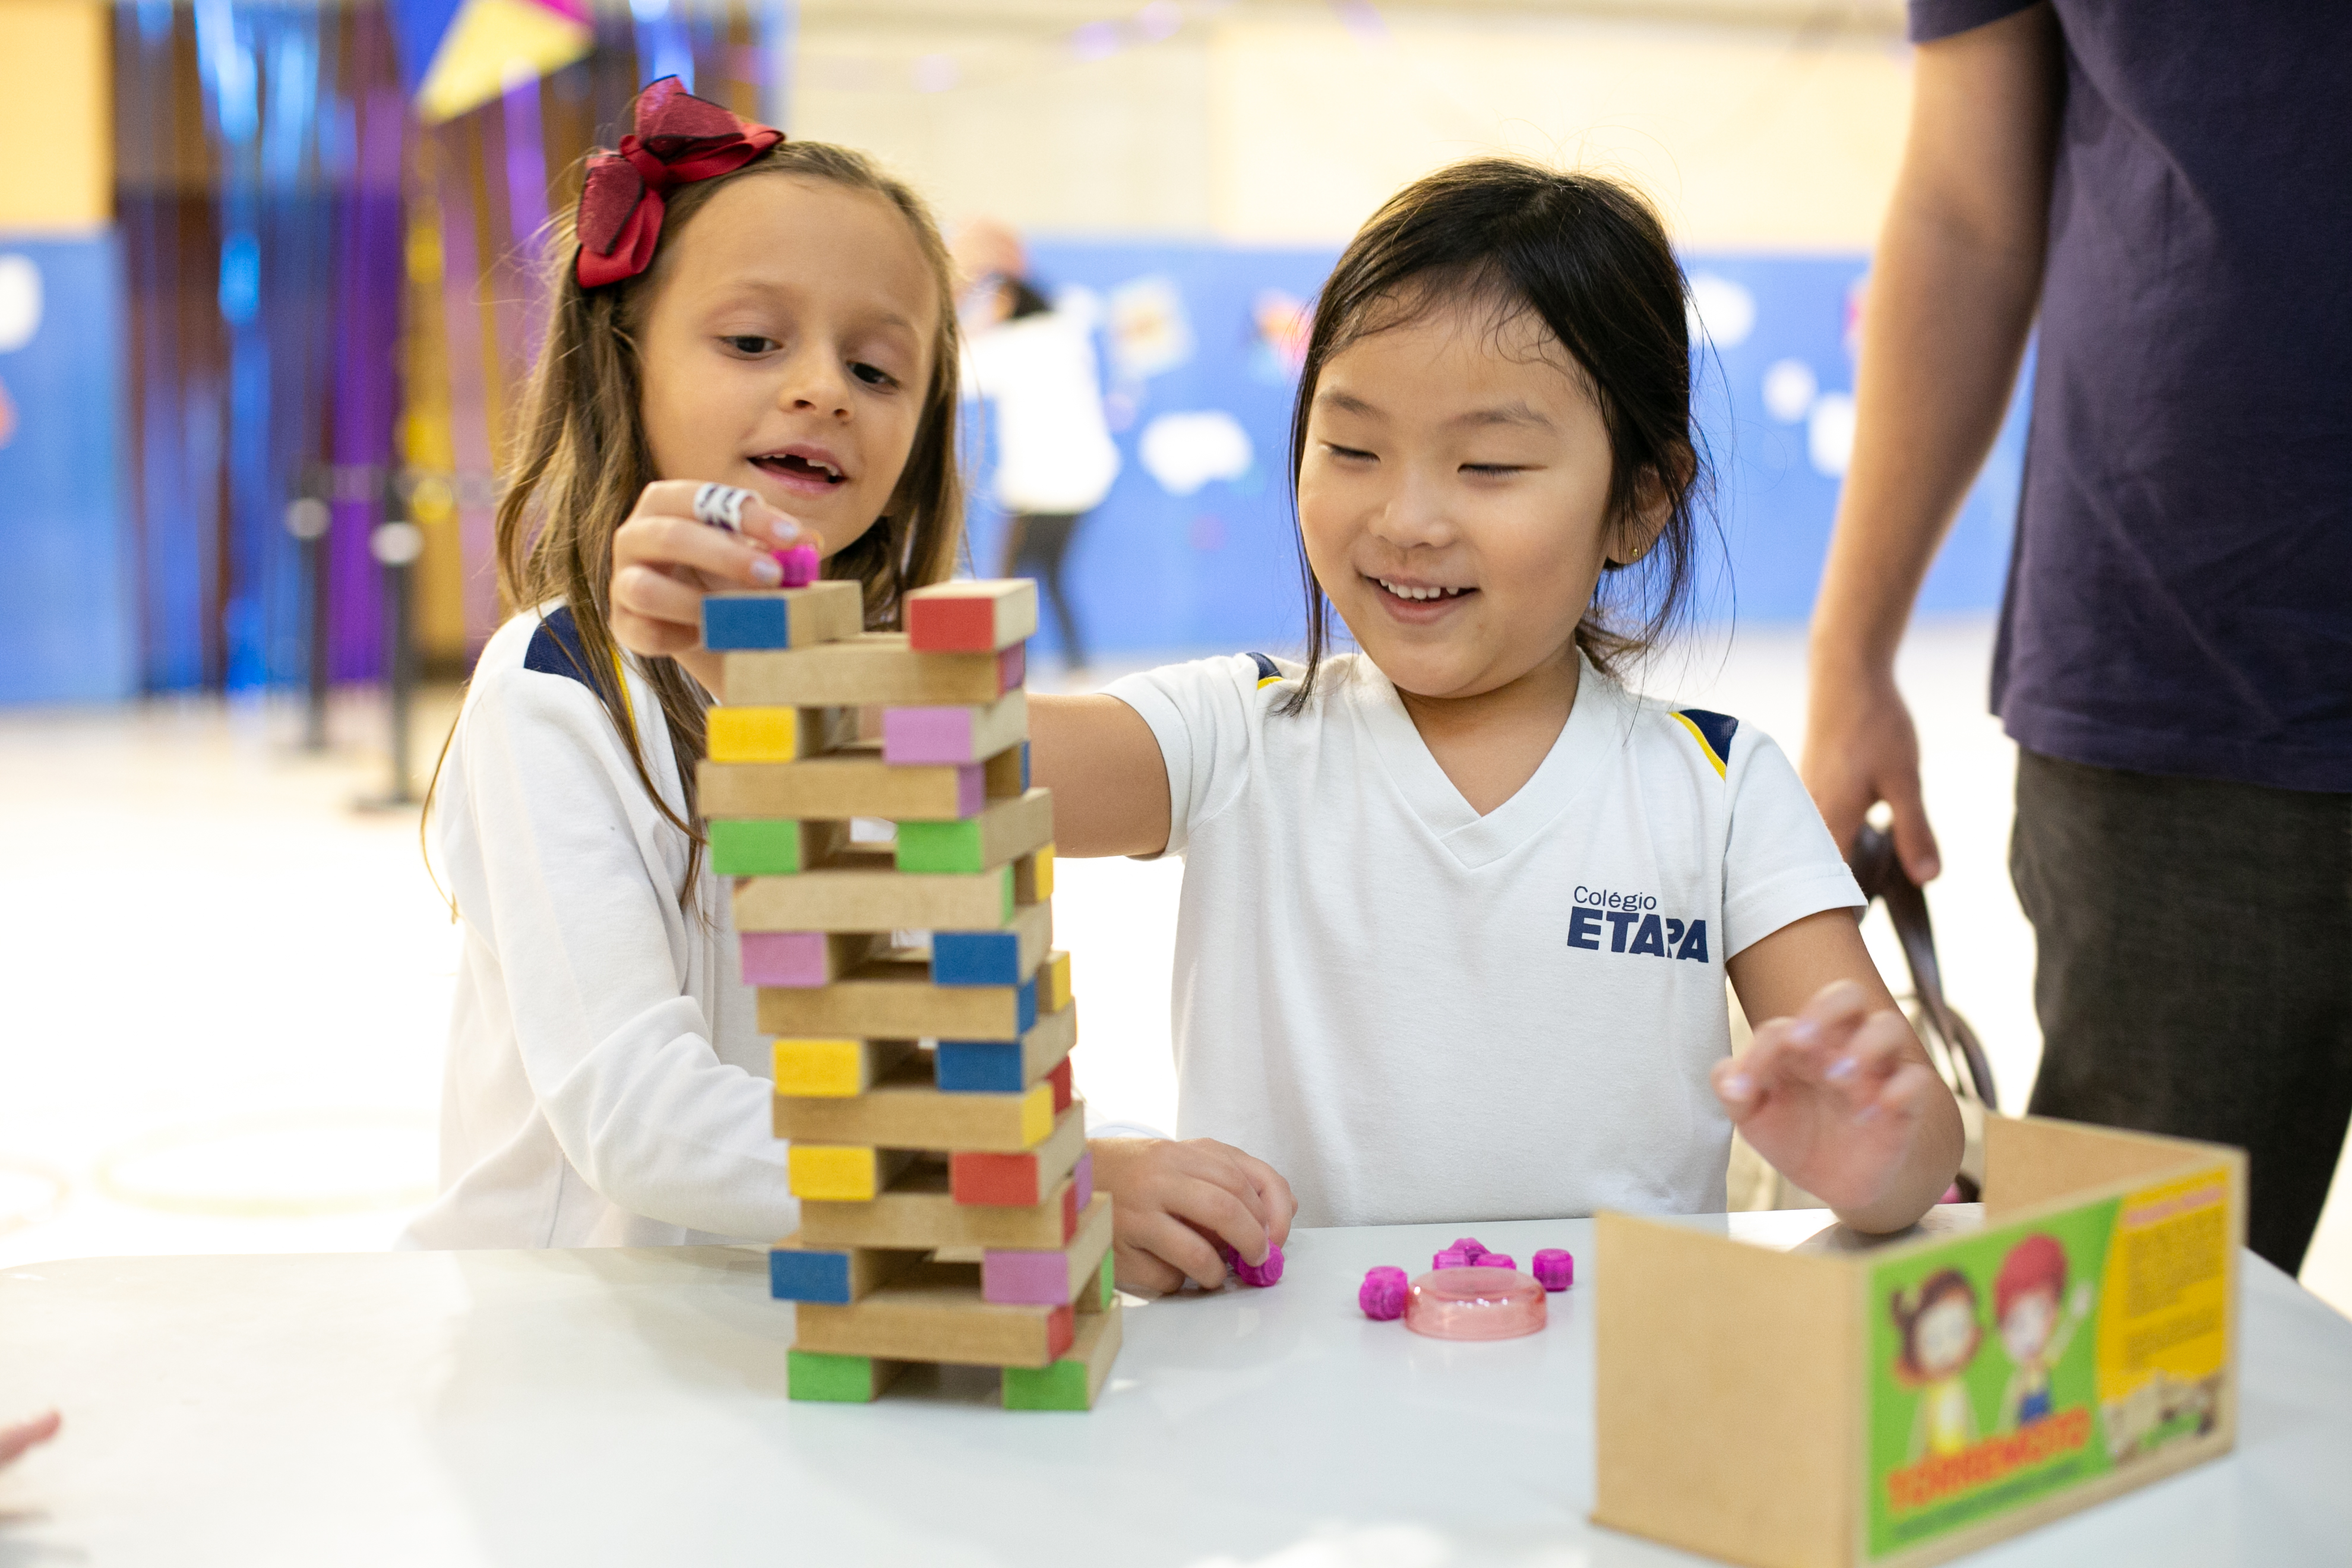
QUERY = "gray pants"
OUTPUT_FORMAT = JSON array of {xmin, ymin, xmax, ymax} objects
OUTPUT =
[{"xmin": 2012, "ymin": 749, "xmax": 2352, "ymax": 1274}]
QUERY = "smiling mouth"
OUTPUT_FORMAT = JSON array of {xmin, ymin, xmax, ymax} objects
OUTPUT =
[
  {"xmin": 1373, "ymin": 576, "xmax": 1473, "ymax": 603},
  {"xmin": 752, "ymin": 453, "xmax": 848, "ymax": 485}
]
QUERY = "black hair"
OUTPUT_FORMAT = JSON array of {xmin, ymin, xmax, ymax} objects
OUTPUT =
[{"xmin": 1282, "ymin": 158, "xmax": 1711, "ymax": 710}]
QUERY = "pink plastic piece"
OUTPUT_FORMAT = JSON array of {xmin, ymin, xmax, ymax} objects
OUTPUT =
[
  {"xmin": 883, "ymin": 706, "xmax": 978, "ymax": 765},
  {"xmin": 1449, "ymin": 1237, "xmax": 1490, "ymax": 1259},
  {"xmin": 1359, "ymin": 1266, "xmax": 1408, "ymax": 1320},
  {"xmin": 1405, "ymin": 1266, "xmax": 1547, "ymax": 1341},
  {"xmin": 774, "ymin": 544, "xmax": 820, "ymax": 587},
  {"xmin": 740, "ymin": 931, "xmax": 832, "ymax": 987},
  {"xmin": 1532, "ymin": 1248, "xmax": 1575, "ymax": 1291},
  {"xmin": 1073, "ymin": 1150, "xmax": 1095, "ymax": 1210},
  {"xmin": 1218, "ymin": 1240, "xmax": 1285, "ymax": 1288},
  {"xmin": 1433, "ymin": 1247, "xmax": 1474, "ymax": 1270},
  {"xmin": 1475, "ymin": 1253, "xmax": 1516, "ymax": 1272},
  {"xmin": 982, "ymin": 1248, "xmax": 1070, "ymax": 1305}
]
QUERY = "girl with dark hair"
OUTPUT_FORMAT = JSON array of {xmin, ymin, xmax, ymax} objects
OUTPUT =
[
  {"xmin": 406, "ymin": 81, "xmax": 964, "ymax": 1248},
  {"xmin": 1026, "ymin": 159, "xmax": 1964, "ymax": 1292}
]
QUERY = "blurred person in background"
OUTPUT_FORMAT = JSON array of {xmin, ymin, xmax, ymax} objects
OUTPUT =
[
  {"xmin": 1803, "ymin": 2, "xmax": 2352, "ymax": 1273},
  {"xmin": 956, "ymin": 219, "xmax": 1120, "ymax": 674}
]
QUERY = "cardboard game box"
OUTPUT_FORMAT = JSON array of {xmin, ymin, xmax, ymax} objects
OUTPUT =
[{"xmin": 1594, "ymin": 1115, "xmax": 2243, "ymax": 1567}]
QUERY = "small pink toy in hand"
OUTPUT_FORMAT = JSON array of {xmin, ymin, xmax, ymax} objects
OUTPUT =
[
  {"xmin": 1218, "ymin": 1240, "xmax": 1285, "ymax": 1287},
  {"xmin": 775, "ymin": 543, "xmax": 820, "ymax": 586},
  {"xmin": 1358, "ymin": 1266, "xmax": 1409, "ymax": 1320}
]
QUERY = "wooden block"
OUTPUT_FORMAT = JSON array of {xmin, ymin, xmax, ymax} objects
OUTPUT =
[
  {"xmin": 982, "ymin": 1194, "xmax": 1114, "ymax": 1306},
  {"xmin": 758, "ymin": 954, "xmax": 1038, "ymax": 1041},
  {"xmin": 786, "ymin": 1144, "xmax": 916, "ymax": 1201},
  {"xmin": 725, "ymin": 633, "xmax": 1025, "ymax": 707},
  {"xmin": 1078, "ymin": 1248, "xmax": 1114, "ymax": 1314},
  {"xmin": 740, "ymin": 930, "xmax": 885, "ymax": 988},
  {"xmin": 793, "ymin": 1260, "xmax": 1074, "ymax": 1368},
  {"xmin": 1047, "ymin": 1056, "xmax": 1073, "ymax": 1113},
  {"xmin": 799, "ymin": 1157, "xmax": 1080, "ymax": 1250},
  {"xmin": 907, "ymin": 579, "xmax": 1039, "ymax": 653},
  {"xmin": 950, "ymin": 1097, "xmax": 1089, "ymax": 1206},
  {"xmin": 1014, "ymin": 845, "xmax": 1054, "ymax": 903},
  {"xmin": 735, "ymin": 865, "xmax": 1013, "ymax": 934},
  {"xmin": 935, "ymin": 1001, "xmax": 1077, "ymax": 1094},
  {"xmin": 881, "ymin": 691, "xmax": 1030, "ymax": 767},
  {"xmin": 1001, "ymin": 1298, "xmax": 1123, "ymax": 1411},
  {"xmin": 768, "ymin": 1231, "xmax": 925, "ymax": 1304},
  {"xmin": 985, "ymin": 741, "xmax": 1030, "ymax": 800},
  {"xmin": 894, "ymin": 788, "xmax": 1053, "ymax": 875},
  {"xmin": 1035, "ymin": 949, "xmax": 1073, "ymax": 1014},
  {"xmin": 701, "ymin": 745, "xmax": 984, "ymax": 823},
  {"xmin": 706, "ymin": 704, "xmax": 854, "ymax": 763},
  {"xmin": 786, "ymin": 1349, "xmax": 908, "ymax": 1403},
  {"xmin": 702, "ymin": 580, "xmax": 862, "ymax": 651},
  {"xmin": 776, "ymin": 1056, "xmax": 1052, "ymax": 1153},
  {"xmin": 931, "ymin": 900, "xmax": 1053, "ymax": 987},
  {"xmin": 771, "ymin": 1036, "xmax": 916, "ymax": 1098},
  {"xmin": 709, "ymin": 817, "xmax": 851, "ymax": 877}
]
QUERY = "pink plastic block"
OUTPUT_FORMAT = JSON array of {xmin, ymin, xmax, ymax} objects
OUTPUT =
[
  {"xmin": 1449, "ymin": 1237, "xmax": 1490, "ymax": 1260},
  {"xmin": 1359, "ymin": 1266, "xmax": 1408, "ymax": 1320},
  {"xmin": 883, "ymin": 706, "xmax": 978, "ymax": 765},
  {"xmin": 741, "ymin": 931, "xmax": 832, "ymax": 987},
  {"xmin": 1433, "ymin": 1248, "xmax": 1473, "ymax": 1270},
  {"xmin": 982, "ymin": 1249, "xmax": 1070, "ymax": 1305},
  {"xmin": 1532, "ymin": 1248, "xmax": 1575, "ymax": 1291},
  {"xmin": 1475, "ymin": 1253, "xmax": 1516, "ymax": 1272},
  {"xmin": 998, "ymin": 643, "xmax": 1026, "ymax": 692},
  {"xmin": 1073, "ymin": 1150, "xmax": 1094, "ymax": 1210},
  {"xmin": 1405, "ymin": 1266, "xmax": 1547, "ymax": 1341},
  {"xmin": 774, "ymin": 544, "xmax": 820, "ymax": 587},
  {"xmin": 1217, "ymin": 1240, "xmax": 1285, "ymax": 1288}
]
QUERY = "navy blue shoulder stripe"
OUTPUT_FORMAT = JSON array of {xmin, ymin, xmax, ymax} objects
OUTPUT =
[
  {"xmin": 522, "ymin": 606, "xmax": 595, "ymax": 690},
  {"xmin": 1246, "ymin": 652, "xmax": 1282, "ymax": 688},
  {"xmin": 1671, "ymin": 707, "xmax": 1740, "ymax": 777}
]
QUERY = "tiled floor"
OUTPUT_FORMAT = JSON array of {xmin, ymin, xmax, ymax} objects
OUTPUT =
[{"xmin": 1, "ymin": 619, "xmax": 2344, "ymax": 1316}]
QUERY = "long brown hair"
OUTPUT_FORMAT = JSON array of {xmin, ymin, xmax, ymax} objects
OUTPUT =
[
  {"xmin": 432, "ymin": 139, "xmax": 963, "ymax": 910},
  {"xmin": 1282, "ymin": 159, "xmax": 1710, "ymax": 712}
]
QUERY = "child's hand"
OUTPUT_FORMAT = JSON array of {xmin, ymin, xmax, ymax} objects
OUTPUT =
[
  {"xmin": 1, "ymin": 1409, "xmax": 59, "ymax": 1468},
  {"xmin": 1090, "ymin": 1137, "xmax": 1297, "ymax": 1295},
  {"xmin": 608, "ymin": 480, "xmax": 821, "ymax": 691},
  {"xmin": 1712, "ymin": 978, "xmax": 1956, "ymax": 1232}
]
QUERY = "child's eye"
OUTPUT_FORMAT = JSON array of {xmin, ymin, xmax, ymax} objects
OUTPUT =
[
  {"xmin": 1462, "ymin": 463, "xmax": 1523, "ymax": 476},
  {"xmin": 851, "ymin": 361, "xmax": 899, "ymax": 388},
  {"xmin": 1324, "ymin": 443, "xmax": 1376, "ymax": 462},
  {"xmin": 720, "ymin": 335, "xmax": 777, "ymax": 356}
]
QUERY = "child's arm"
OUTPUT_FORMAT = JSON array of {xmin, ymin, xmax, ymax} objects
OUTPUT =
[
  {"xmin": 1718, "ymin": 909, "xmax": 1965, "ymax": 1234},
  {"xmin": 1028, "ymin": 693, "xmax": 1170, "ymax": 856}
]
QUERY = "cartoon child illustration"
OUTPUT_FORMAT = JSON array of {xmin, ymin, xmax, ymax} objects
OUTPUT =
[
  {"xmin": 1994, "ymin": 1232, "xmax": 2094, "ymax": 1431},
  {"xmin": 1891, "ymin": 1267, "xmax": 1984, "ymax": 1460}
]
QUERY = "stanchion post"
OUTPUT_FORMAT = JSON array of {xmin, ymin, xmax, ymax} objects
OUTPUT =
[
  {"xmin": 368, "ymin": 475, "xmax": 426, "ymax": 808},
  {"xmin": 285, "ymin": 488, "xmax": 331, "ymax": 752}
]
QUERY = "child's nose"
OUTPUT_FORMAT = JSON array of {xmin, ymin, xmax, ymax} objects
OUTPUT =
[
  {"xmin": 1370, "ymin": 467, "xmax": 1457, "ymax": 548},
  {"xmin": 773, "ymin": 345, "xmax": 852, "ymax": 418}
]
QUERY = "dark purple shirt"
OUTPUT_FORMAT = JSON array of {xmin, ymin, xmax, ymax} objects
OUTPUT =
[{"xmin": 1912, "ymin": 0, "xmax": 2352, "ymax": 792}]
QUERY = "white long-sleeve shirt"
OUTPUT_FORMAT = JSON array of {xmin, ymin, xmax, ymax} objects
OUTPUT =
[{"xmin": 400, "ymin": 605, "xmax": 794, "ymax": 1250}]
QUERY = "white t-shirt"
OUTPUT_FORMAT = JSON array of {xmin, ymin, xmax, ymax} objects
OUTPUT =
[
  {"xmin": 400, "ymin": 605, "xmax": 792, "ymax": 1250},
  {"xmin": 1105, "ymin": 650, "xmax": 1864, "ymax": 1228},
  {"xmin": 962, "ymin": 306, "xmax": 1121, "ymax": 516}
]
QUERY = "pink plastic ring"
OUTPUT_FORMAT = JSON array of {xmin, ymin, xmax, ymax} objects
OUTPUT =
[{"xmin": 1405, "ymin": 1266, "xmax": 1547, "ymax": 1341}]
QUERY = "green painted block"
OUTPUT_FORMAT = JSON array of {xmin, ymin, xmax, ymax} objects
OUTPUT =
[
  {"xmin": 1096, "ymin": 1254, "xmax": 1115, "ymax": 1310},
  {"xmin": 894, "ymin": 818, "xmax": 985, "ymax": 875},
  {"xmin": 1001, "ymin": 1358, "xmax": 1092, "ymax": 1412},
  {"xmin": 788, "ymin": 1349, "xmax": 890, "ymax": 1403},
  {"xmin": 711, "ymin": 819, "xmax": 809, "ymax": 876}
]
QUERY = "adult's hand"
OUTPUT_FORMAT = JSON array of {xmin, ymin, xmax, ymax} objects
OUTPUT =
[{"xmin": 1803, "ymin": 664, "xmax": 1940, "ymax": 883}]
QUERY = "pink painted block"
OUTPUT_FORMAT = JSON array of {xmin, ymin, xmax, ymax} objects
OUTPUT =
[
  {"xmin": 954, "ymin": 763, "xmax": 985, "ymax": 816},
  {"xmin": 1073, "ymin": 1150, "xmax": 1094, "ymax": 1210},
  {"xmin": 982, "ymin": 1248, "xmax": 1071, "ymax": 1305},
  {"xmin": 741, "ymin": 931, "xmax": 831, "ymax": 987},
  {"xmin": 1532, "ymin": 1248, "xmax": 1575, "ymax": 1291},
  {"xmin": 882, "ymin": 706, "xmax": 976, "ymax": 764},
  {"xmin": 998, "ymin": 643, "xmax": 1026, "ymax": 692}
]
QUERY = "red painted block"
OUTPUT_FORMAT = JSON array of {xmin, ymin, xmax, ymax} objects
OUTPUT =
[
  {"xmin": 1045, "ymin": 1303, "xmax": 1076, "ymax": 1361},
  {"xmin": 1047, "ymin": 1057, "xmax": 1073, "ymax": 1113}
]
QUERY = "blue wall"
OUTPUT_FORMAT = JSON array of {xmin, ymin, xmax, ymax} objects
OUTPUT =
[
  {"xmin": 0, "ymin": 234, "xmax": 135, "ymax": 705},
  {"xmin": 968, "ymin": 241, "xmax": 2030, "ymax": 660}
]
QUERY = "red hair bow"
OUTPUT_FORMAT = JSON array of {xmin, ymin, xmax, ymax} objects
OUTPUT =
[{"xmin": 574, "ymin": 77, "xmax": 783, "ymax": 289}]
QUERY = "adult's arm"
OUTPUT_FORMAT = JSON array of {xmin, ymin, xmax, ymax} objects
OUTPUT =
[{"xmin": 1803, "ymin": 4, "xmax": 2060, "ymax": 882}]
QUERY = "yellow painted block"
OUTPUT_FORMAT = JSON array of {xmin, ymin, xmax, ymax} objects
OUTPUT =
[
  {"xmin": 1035, "ymin": 844, "xmax": 1055, "ymax": 899},
  {"xmin": 710, "ymin": 706, "xmax": 804, "ymax": 763},
  {"xmin": 1018, "ymin": 1082, "xmax": 1054, "ymax": 1149},
  {"xmin": 1014, "ymin": 843, "xmax": 1055, "ymax": 905},
  {"xmin": 773, "ymin": 1038, "xmax": 866, "ymax": 1098},
  {"xmin": 790, "ymin": 1145, "xmax": 888, "ymax": 1201},
  {"xmin": 1038, "ymin": 950, "xmax": 1073, "ymax": 1014}
]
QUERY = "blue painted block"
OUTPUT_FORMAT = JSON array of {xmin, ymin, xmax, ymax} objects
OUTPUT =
[
  {"xmin": 703, "ymin": 596, "xmax": 791, "ymax": 650},
  {"xmin": 1019, "ymin": 741, "xmax": 1031, "ymax": 792},
  {"xmin": 769, "ymin": 1246, "xmax": 853, "ymax": 1304},
  {"xmin": 936, "ymin": 1039, "xmax": 1025, "ymax": 1093},
  {"xmin": 1016, "ymin": 975, "xmax": 1038, "ymax": 1033},
  {"xmin": 934, "ymin": 930, "xmax": 1021, "ymax": 987}
]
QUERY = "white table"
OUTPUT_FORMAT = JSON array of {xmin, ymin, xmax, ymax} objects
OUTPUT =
[{"xmin": 4, "ymin": 1214, "xmax": 2348, "ymax": 1567}]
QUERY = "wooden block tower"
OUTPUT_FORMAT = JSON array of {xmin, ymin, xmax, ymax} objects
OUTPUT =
[{"xmin": 700, "ymin": 577, "xmax": 1121, "ymax": 1411}]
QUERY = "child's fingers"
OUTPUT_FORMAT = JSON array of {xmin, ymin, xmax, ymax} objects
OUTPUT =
[
  {"xmin": 1866, "ymin": 1058, "xmax": 1945, "ymax": 1129},
  {"xmin": 1168, "ymin": 1178, "xmax": 1272, "ymax": 1269},
  {"xmin": 1111, "ymin": 1237, "xmax": 1190, "ymax": 1298},
  {"xmin": 1231, "ymin": 1149, "xmax": 1298, "ymax": 1245},
  {"xmin": 611, "ymin": 561, "xmax": 712, "ymax": 633},
  {"xmin": 0, "ymin": 1410, "xmax": 60, "ymax": 1466},
  {"xmin": 635, "ymin": 480, "xmax": 820, "ymax": 552},
  {"xmin": 1824, "ymin": 1010, "xmax": 1917, "ymax": 1110},
  {"xmin": 618, "ymin": 511, "xmax": 784, "ymax": 590},
  {"xmin": 1126, "ymin": 1210, "xmax": 1232, "ymax": 1292}
]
